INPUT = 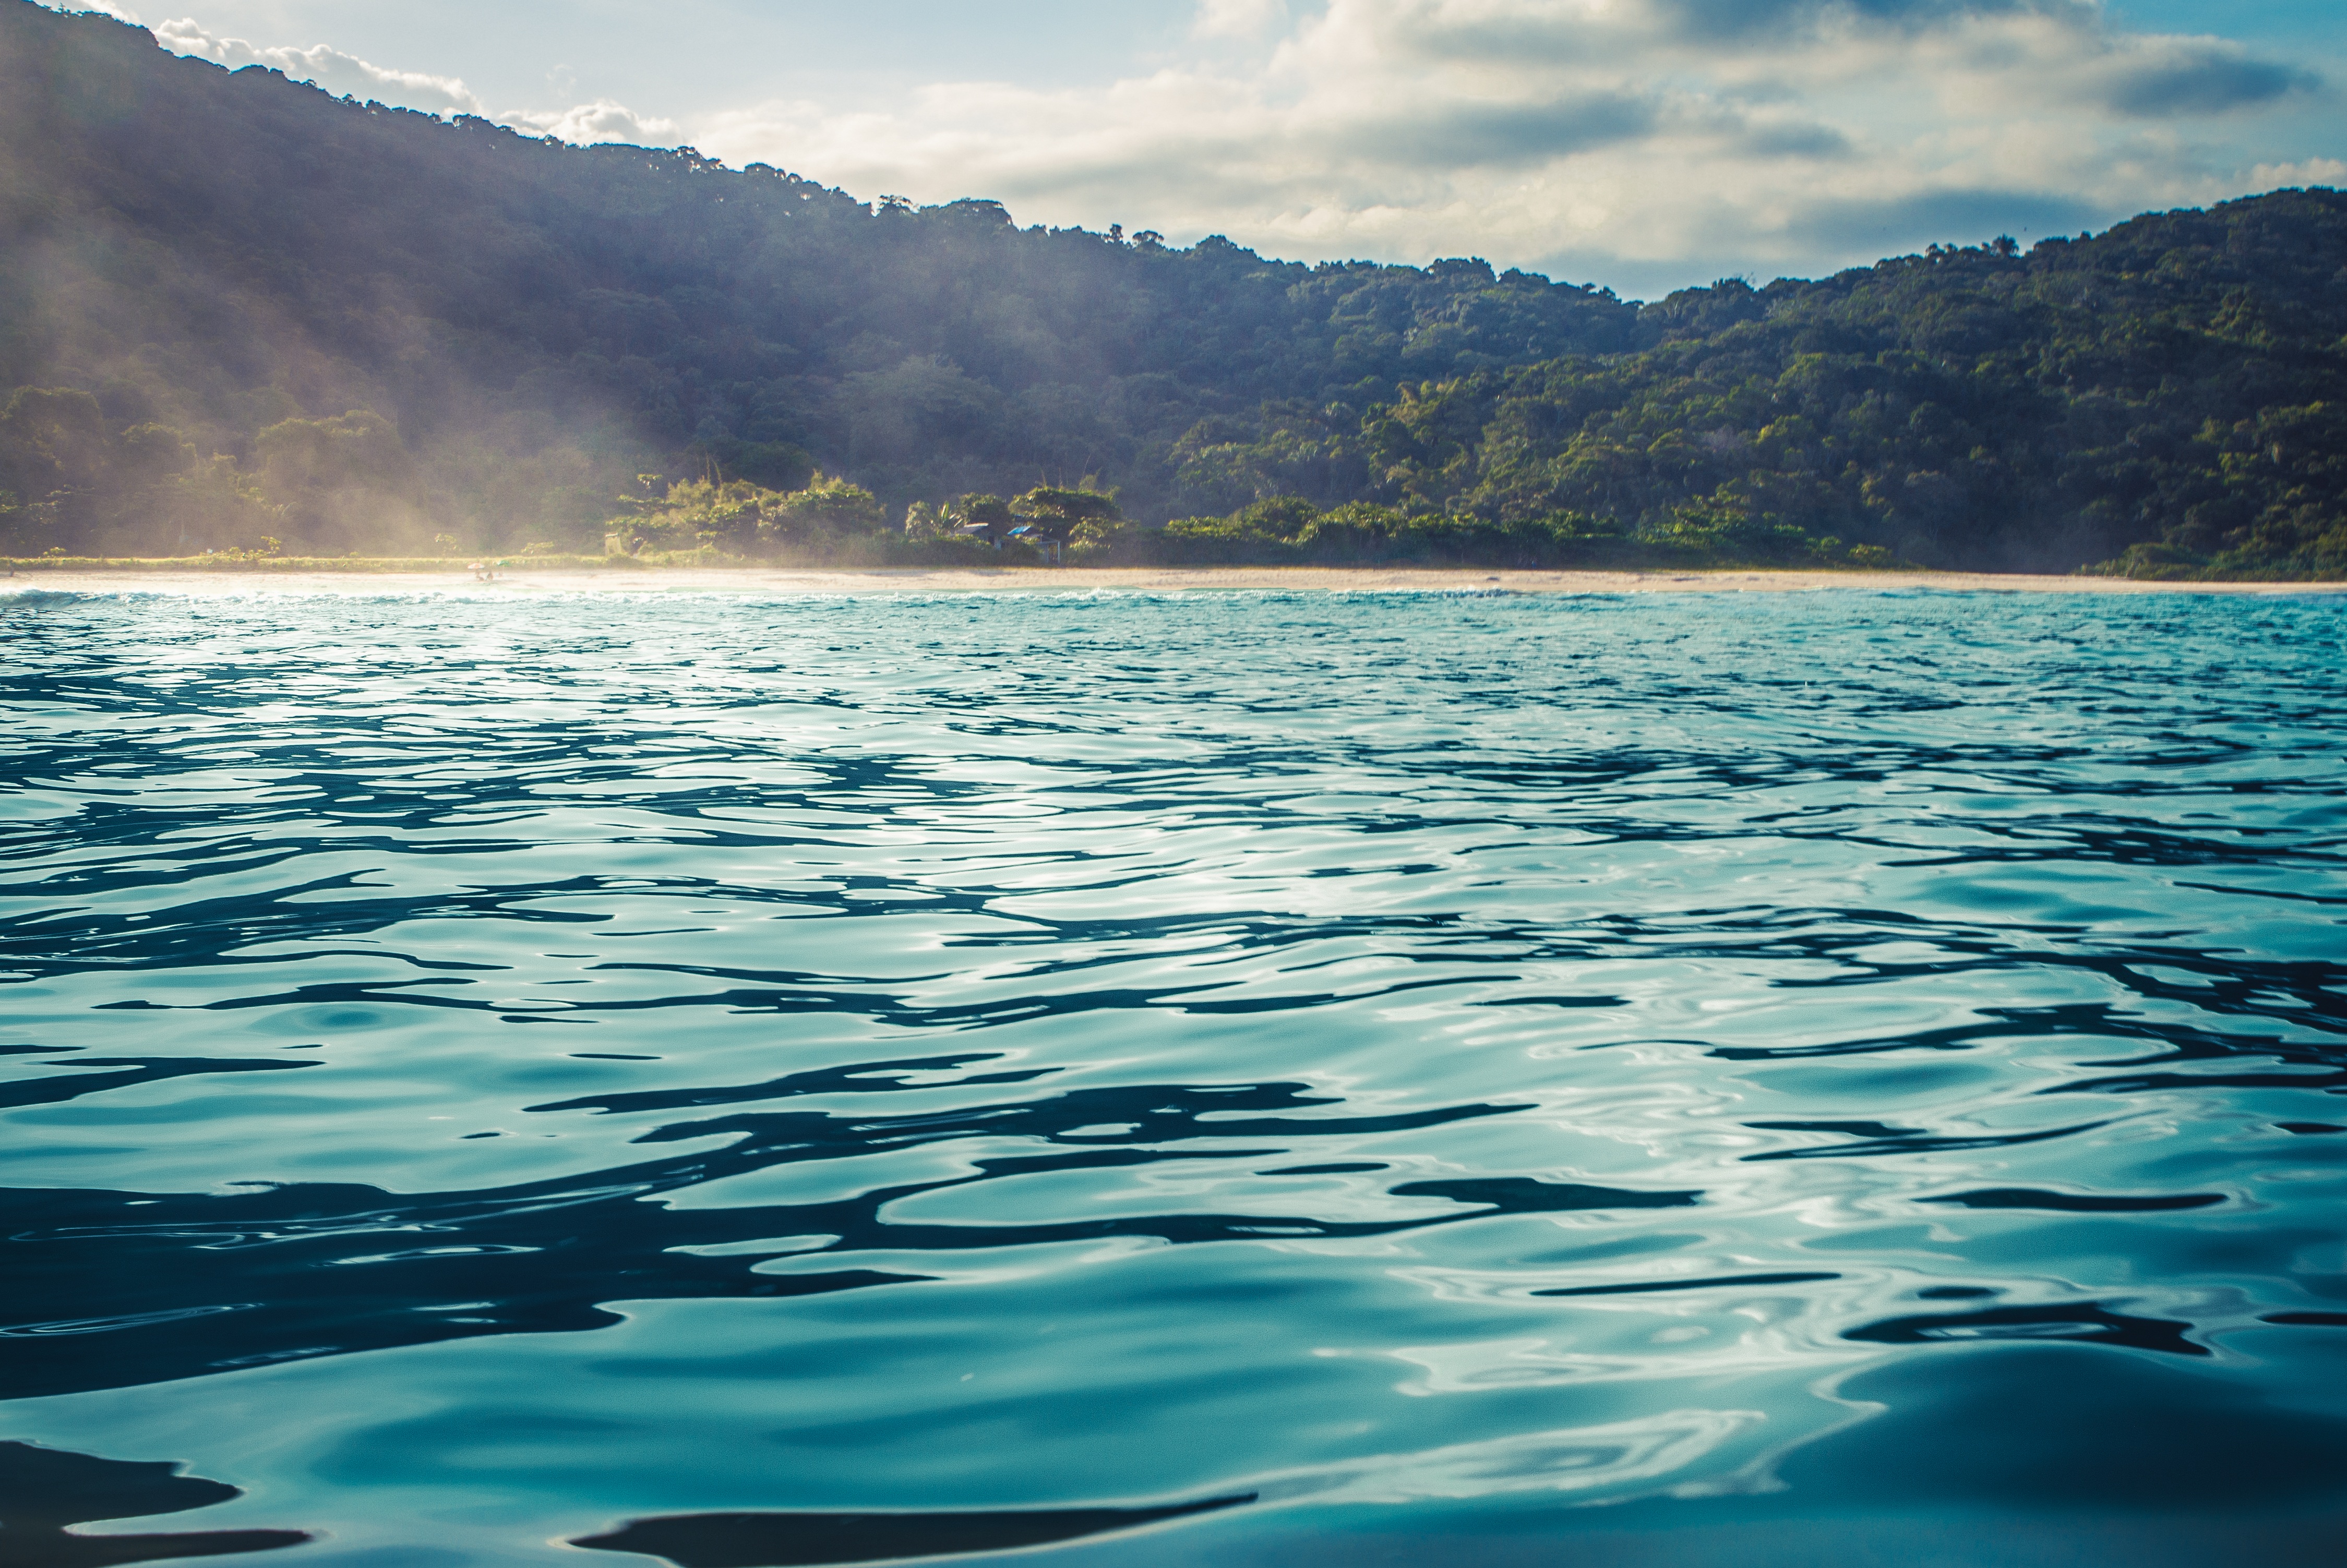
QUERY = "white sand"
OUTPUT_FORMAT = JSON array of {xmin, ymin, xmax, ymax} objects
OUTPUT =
[{"xmin": 5, "ymin": 565, "xmax": 2341, "ymax": 596}]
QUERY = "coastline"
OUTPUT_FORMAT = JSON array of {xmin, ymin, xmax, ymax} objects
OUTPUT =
[{"xmin": 4, "ymin": 564, "xmax": 2343, "ymax": 596}]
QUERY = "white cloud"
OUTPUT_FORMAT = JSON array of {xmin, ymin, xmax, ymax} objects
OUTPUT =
[
  {"xmin": 2249, "ymin": 156, "xmax": 2347, "ymax": 188},
  {"xmin": 114, "ymin": 3, "xmax": 2338, "ymax": 293},
  {"xmin": 693, "ymin": 0, "xmax": 2332, "ymax": 293},
  {"xmin": 149, "ymin": 17, "xmax": 678, "ymax": 147},
  {"xmin": 153, "ymin": 17, "xmax": 488, "ymax": 116},
  {"xmin": 503, "ymin": 100, "xmax": 681, "ymax": 146}
]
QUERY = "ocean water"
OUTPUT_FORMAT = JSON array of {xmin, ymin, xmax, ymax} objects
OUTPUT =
[{"xmin": 3, "ymin": 584, "xmax": 2344, "ymax": 1568}]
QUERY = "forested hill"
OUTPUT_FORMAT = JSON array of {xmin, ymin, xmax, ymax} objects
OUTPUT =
[{"xmin": 3, "ymin": 0, "xmax": 2343, "ymax": 575}]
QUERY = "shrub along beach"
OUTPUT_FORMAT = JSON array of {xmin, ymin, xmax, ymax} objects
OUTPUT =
[{"xmin": 4, "ymin": 3, "xmax": 2344, "ymax": 582}]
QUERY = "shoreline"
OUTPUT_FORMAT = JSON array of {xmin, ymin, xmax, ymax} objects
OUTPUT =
[{"xmin": 4, "ymin": 564, "xmax": 2344, "ymax": 597}]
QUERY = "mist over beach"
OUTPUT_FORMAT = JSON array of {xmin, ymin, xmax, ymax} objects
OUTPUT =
[
  {"xmin": 3, "ymin": 2, "xmax": 2344, "ymax": 580},
  {"xmin": 4, "ymin": 4, "xmax": 2345, "ymax": 1566}
]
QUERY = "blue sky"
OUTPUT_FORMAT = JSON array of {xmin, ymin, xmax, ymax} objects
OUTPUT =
[{"xmin": 71, "ymin": 2, "xmax": 2347, "ymax": 297}]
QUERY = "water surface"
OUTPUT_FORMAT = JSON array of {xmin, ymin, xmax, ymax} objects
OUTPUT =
[{"xmin": 4, "ymin": 586, "xmax": 2344, "ymax": 1565}]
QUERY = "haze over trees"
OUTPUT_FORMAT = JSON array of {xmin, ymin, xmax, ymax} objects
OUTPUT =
[{"xmin": 1, "ymin": 2, "xmax": 2341, "ymax": 576}]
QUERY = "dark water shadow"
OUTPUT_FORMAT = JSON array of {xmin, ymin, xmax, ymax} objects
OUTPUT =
[
  {"xmin": 1778, "ymin": 1343, "xmax": 2347, "ymax": 1510},
  {"xmin": 1533, "ymin": 1271, "xmax": 1838, "ymax": 1298},
  {"xmin": 0, "ymin": 1441, "xmax": 308, "ymax": 1566},
  {"xmin": 0, "ymin": 1064, "xmax": 1757, "ymax": 1400},
  {"xmin": 1922, "ymin": 1188, "xmax": 2225, "ymax": 1213},
  {"xmin": 570, "ymin": 1493, "xmax": 1252, "ymax": 1567},
  {"xmin": 1844, "ymin": 1301, "xmax": 2206, "ymax": 1356},
  {"xmin": 0, "ymin": 1058, "xmax": 317, "ymax": 1113}
]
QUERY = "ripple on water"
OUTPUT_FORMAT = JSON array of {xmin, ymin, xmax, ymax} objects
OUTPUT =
[{"xmin": 2, "ymin": 587, "xmax": 2345, "ymax": 1562}]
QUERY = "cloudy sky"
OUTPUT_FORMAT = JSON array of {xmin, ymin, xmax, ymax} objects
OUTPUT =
[{"xmin": 70, "ymin": 1, "xmax": 2347, "ymax": 296}]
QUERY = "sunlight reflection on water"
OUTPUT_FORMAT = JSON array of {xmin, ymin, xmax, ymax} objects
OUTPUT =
[{"xmin": 2, "ymin": 586, "xmax": 2344, "ymax": 1564}]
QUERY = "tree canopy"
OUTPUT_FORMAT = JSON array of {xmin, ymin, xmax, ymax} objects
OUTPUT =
[{"xmin": 1, "ymin": 1, "xmax": 2341, "ymax": 575}]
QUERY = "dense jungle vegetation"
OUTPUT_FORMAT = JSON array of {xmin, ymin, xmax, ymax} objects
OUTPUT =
[{"xmin": 3, "ymin": 2, "xmax": 2342, "ymax": 575}]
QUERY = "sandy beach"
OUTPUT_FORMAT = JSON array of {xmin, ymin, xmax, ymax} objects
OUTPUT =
[{"xmin": 4, "ymin": 564, "xmax": 2342, "ymax": 596}]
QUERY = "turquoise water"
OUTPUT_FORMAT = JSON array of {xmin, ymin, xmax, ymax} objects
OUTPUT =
[{"xmin": 3, "ymin": 585, "xmax": 2345, "ymax": 1567}]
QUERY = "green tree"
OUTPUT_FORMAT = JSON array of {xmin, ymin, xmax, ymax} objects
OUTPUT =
[
  {"xmin": 947, "ymin": 493, "xmax": 1017, "ymax": 547},
  {"xmin": 0, "ymin": 388, "xmax": 109, "ymax": 550},
  {"xmin": 1010, "ymin": 486, "xmax": 1119, "ymax": 553},
  {"xmin": 765, "ymin": 472, "xmax": 881, "ymax": 548}
]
